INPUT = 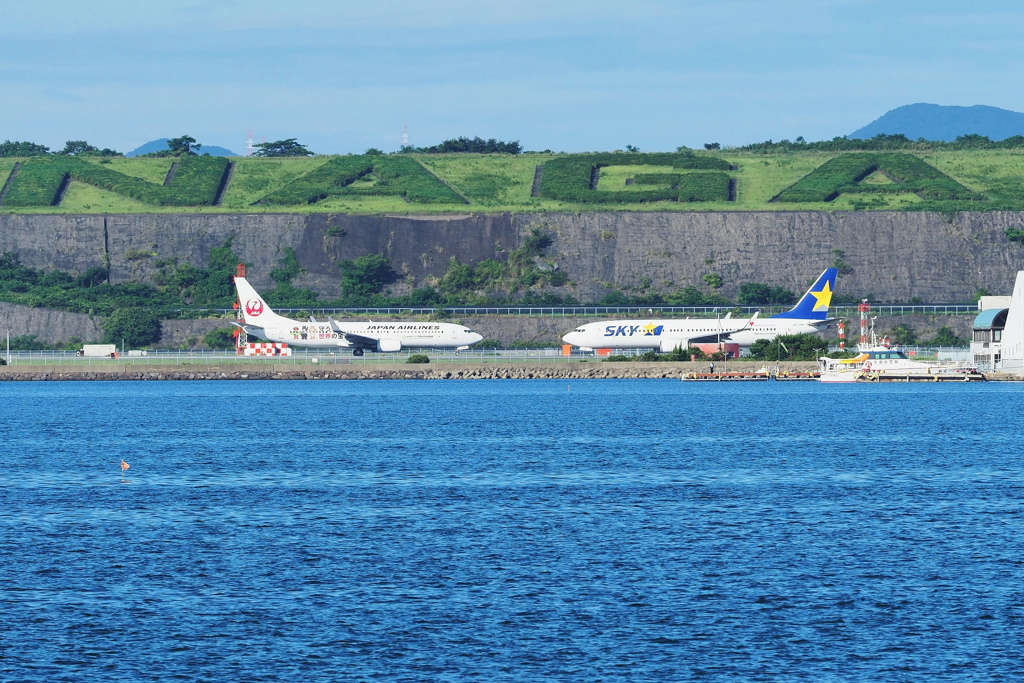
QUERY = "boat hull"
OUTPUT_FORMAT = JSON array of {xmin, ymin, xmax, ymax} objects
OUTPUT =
[{"xmin": 819, "ymin": 371, "xmax": 860, "ymax": 383}]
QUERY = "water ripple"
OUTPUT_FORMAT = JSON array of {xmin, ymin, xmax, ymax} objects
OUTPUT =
[{"xmin": 2, "ymin": 380, "xmax": 1024, "ymax": 681}]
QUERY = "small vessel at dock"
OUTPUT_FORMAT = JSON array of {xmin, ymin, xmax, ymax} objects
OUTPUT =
[{"xmin": 818, "ymin": 336, "xmax": 979, "ymax": 383}]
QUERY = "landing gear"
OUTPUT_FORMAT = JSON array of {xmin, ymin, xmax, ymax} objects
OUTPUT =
[{"xmin": 353, "ymin": 348, "xmax": 364, "ymax": 357}]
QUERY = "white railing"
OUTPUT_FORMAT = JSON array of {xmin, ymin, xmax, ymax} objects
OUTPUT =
[
  {"xmin": 3, "ymin": 348, "xmax": 590, "ymax": 367},
  {"xmin": 165, "ymin": 303, "xmax": 979, "ymax": 319}
]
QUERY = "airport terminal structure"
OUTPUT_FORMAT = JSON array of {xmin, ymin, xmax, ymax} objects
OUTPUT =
[{"xmin": 972, "ymin": 272, "xmax": 1024, "ymax": 372}]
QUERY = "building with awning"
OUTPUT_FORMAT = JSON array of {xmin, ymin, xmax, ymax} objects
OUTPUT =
[{"xmin": 971, "ymin": 307, "xmax": 1008, "ymax": 369}]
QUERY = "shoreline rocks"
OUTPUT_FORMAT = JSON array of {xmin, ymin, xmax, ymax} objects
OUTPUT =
[{"xmin": 0, "ymin": 361, "xmax": 814, "ymax": 381}]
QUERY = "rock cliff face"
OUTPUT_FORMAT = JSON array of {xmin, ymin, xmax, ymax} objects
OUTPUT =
[
  {"xmin": 541, "ymin": 211, "xmax": 1024, "ymax": 302},
  {"xmin": 0, "ymin": 302, "xmax": 104, "ymax": 343},
  {"xmin": 2, "ymin": 211, "xmax": 1023, "ymax": 302}
]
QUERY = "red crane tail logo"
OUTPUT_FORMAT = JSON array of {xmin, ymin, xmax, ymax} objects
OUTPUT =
[{"xmin": 245, "ymin": 299, "xmax": 264, "ymax": 317}]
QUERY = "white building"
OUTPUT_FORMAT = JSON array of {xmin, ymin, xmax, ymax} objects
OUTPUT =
[{"xmin": 999, "ymin": 271, "xmax": 1024, "ymax": 373}]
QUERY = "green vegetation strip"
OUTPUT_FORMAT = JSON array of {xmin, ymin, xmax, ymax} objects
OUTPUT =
[
  {"xmin": 257, "ymin": 155, "xmax": 464, "ymax": 205},
  {"xmin": 538, "ymin": 152, "xmax": 731, "ymax": 203},
  {"xmin": 3, "ymin": 148, "xmax": 1024, "ymax": 212},
  {"xmin": 774, "ymin": 153, "xmax": 984, "ymax": 203},
  {"xmin": 633, "ymin": 172, "xmax": 732, "ymax": 201},
  {"xmin": 2, "ymin": 156, "xmax": 230, "ymax": 207}
]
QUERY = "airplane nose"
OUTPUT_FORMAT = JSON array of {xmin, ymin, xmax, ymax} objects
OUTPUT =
[
  {"xmin": 469, "ymin": 332, "xmax": 484, "ymax": 344},
  {"xmin": 562, "ymin": 332, "xmax": 581, "ymax": 345}
]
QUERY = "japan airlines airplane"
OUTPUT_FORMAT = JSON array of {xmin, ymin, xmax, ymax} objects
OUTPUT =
[
  {"xmin": 234, "ymin": 276, "xmax": 483, "ymax": 355},
  {"xmin": 723, "ymin": 267, "xmax": 838, "ymax": 347},
  {"xmin": 562, "ymin": 311, "xmax": 759, "ymax": 352}
]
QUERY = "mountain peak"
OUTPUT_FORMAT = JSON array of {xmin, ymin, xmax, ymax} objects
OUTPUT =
[
  {"xmin": 850, "ymin": 103, "xmax": 1024, "ymax": 141},
  {"xmin": 126, "ymin": 138, "xmax": 240, "ymax": 157}
]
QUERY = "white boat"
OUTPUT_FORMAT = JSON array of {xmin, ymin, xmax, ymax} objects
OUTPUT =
[
  {"xmin": 818, "ymin": 356, "xmax": 863, "ymax": 383},
  {"xmin": 819, "ymin": 337, "xmax": 976, "ymax": 383}
]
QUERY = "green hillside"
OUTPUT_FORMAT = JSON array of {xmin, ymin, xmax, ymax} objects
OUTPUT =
[{"xmin": 2, "ymin": 149, "xmax": 1024, "ymax": 214}]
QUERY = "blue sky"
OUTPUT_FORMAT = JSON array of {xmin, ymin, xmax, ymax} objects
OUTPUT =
[{"xmin": 3, "ymin": 0, "xmax": 1023, "ymax": 155}]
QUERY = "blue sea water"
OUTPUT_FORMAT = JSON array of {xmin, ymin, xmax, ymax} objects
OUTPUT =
[{"xmin": 2, "ymin": 379, "xmax": 1024, "ymax": 682}]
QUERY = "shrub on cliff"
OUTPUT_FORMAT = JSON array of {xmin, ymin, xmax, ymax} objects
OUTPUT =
[
  {"xmin": 103, "ymin": 307, "xmax": 162, "ymax": 348},
  {"xmin": 203, "ymin": 328, "xmax": 237, "ymax": 350},
  {"xmin": 738, "ymin": 282, "xmax": 796, "ymax": 305},
  {"xmin": 339, "ymin": 254, "xmax": 395, "ymax": 301}
]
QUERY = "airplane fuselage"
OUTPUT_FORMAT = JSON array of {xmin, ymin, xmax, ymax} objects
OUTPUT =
[
  {"xmin": 244, "ymin": 320, "xmax": 482, "ymax": 351},
  {"xmin": 563, "ymin": 319, "xmax": 748, "ymax": 351}
]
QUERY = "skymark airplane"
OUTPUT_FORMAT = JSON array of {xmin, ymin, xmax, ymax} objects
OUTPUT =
[
  {"xmin": 561, "ymin": 267, "xmax": 838, "ymax": 352},
  {"xmin": 562, "ymin": 311, "xmax": 759, "ymax": 352},
  {"xmin": 234, "ymin": 276, "xmax": 483, "ymax": 355}
]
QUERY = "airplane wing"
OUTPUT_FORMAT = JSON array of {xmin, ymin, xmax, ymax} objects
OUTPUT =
[
  {"xmin": 682, "ymin": 312, "xmax": 760, "ymax": 345},
  {"xmin": 685, "ymin": 332, "xmax": 731, "ymax": 345},
  {"xmin": 336, "ymin": 331, "xmax": 378, "ymax": 349},
  {"xmin": 328, "ymin": 319, "xmax": 379, "ymax": 350},
  {"xmin": 713, "ymin": 311, "xmax": 760, "ymax": 342}
]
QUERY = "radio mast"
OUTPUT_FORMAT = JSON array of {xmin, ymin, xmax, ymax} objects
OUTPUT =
[{"xmin": 245, "ymin": 130, "xmax": 266, "ymax": 156}]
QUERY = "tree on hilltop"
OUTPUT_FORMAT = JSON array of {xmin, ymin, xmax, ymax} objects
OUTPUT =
[
  {"xmin": 140, "ymin": 135, "xmax": 202, "ymax": 157},
  {"xmin": 412, "ymin": 136, "xmax": 522, "ymax": 154},
  {"xmin": 252, "ymin": 138, "xmax": 314, "ymax": 157},
  {"xmin": 167, "ymin": 135, "xmax": 201, "ymax": 156},
  {"xmin": 0, "ymin": 140, "xmax": 51, "ymax": 157},
  {"xmin": 56, "ymin": 140, "xmax": 121, "ymax": 156}
]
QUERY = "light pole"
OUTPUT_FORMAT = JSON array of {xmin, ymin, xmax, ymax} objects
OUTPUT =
[{"xmin": 716, "ymin": 308, "xmax": 727, "ymax": 373}]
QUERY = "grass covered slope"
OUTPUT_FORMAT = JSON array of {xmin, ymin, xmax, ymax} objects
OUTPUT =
[{"xmin": 1, "ymin": 149, "xmax": 1023, "ymax": 213}]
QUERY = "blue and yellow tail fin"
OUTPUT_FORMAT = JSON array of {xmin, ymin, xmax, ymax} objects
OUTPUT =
[{"xmin": 770, "ymin": 268, "xmax": 837, "ymax": 320}]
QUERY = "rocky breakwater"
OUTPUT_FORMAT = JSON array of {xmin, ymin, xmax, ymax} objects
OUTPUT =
[{"xmin": 0, "ymin": 361, "xmax": 818, "ymax": 381}]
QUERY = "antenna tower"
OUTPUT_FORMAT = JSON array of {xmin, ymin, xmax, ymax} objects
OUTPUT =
[
  {"xmin": 245, "ymin": 130, "xmax": 266, "ymax": 156},
  {"xmin": 401, "ymin": 125, "xmax": 410, "ymax": 150}
]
